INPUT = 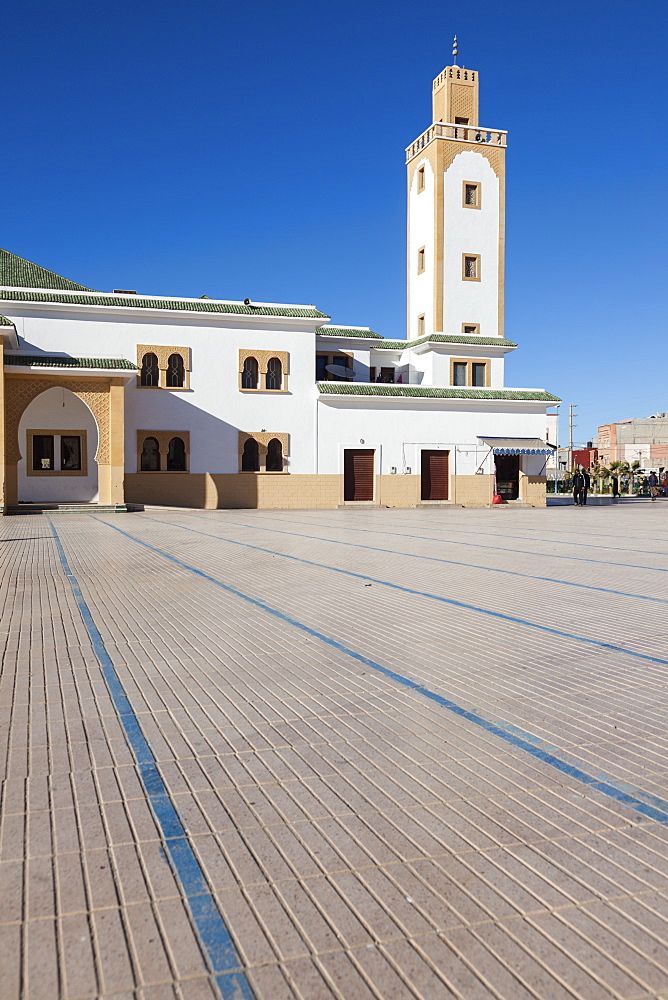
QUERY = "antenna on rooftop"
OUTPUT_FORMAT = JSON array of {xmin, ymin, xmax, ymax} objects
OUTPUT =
[{"xmin": 452, "ymin": 35, "xmax": 458, "ymax": 65}]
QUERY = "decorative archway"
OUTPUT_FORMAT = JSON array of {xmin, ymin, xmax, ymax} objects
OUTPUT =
[{"xmin": 3, "ymin": 375, "xmax": 125, "ymax": 508}]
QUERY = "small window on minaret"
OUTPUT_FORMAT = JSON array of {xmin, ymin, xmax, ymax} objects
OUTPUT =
[
  {"xmin": 417, "ymin": 315, "xmax": 425, "ymax": 337},
  {"xmin": 417, "ymin": 167, "xmax": 425, "ymax": 193},
  {"xmin": 463, "ymin": 255, "xmax": 480, "ymax": 281},
  {"xmin": 463, "ymin": 182, "xmax": 480, "ymax": 209},
  {"xmin": 463, "ymin": 323, "xmax": 480, "ymax": 335},
  {"xmin": 455, "ymin": 117, "xmax": 469, "ymax": 125},
  {"xmin": 453, "ymin": 363, "xmax": 467, "ymax": 386},
  {"xmin": 417, "ymin": 247, "xmax": 425, "ymax": 273}
]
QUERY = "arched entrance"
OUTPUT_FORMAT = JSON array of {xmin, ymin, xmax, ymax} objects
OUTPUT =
[
  {"xmin": 18, "ymin": 387, "xmax": 99, "ymax": 502},
  {"xmin": 3, "ymin": 373, "xmax": 126, "ymax": 510}
]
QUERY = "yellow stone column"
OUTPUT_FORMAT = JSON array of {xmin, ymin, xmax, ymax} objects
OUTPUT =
[{"xmin": 97, "ymin": 378, "xmax": 126, "ymax": 505}]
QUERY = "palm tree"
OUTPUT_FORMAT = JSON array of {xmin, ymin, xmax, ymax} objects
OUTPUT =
[{"xmin": 609, "ymin": 460, "xmax": 622, "ymax": 495}]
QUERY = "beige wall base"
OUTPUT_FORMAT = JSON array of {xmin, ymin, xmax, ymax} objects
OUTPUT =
[
  {"xmin": 125, "ymin": 473, "xmax": 343, "ymax": 509},
  {"xmin": 124, "ymin": 472, "xmax": 547, "ymax": 510},
  {"xmin": 451, "ymin": 475, "xmax": 494, "ymax": 507},
  {"xmin": 520, "ymin": 474, "xmax": 547, "ymax": 507},
  {"xmin": 376, "ymin": 475, "xmax": 420, "ymax": 507}
]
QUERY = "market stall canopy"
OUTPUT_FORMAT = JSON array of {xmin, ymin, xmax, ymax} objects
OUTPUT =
[{"xmin": 479, "ymin": 437, "xmax": 555, "ymax": 455}]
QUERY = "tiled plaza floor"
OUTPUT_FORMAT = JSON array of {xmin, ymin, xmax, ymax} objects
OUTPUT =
[{"xmin": 2, "ymin": 501, "xmax": 668, "ymax": 1000}]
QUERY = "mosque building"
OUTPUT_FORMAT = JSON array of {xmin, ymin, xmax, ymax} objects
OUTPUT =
[{"xmin": 0, "ymin": 53, "xmax": 558, "ymax": 512}]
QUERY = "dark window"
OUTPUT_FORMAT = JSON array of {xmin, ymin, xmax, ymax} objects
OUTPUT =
[
  {"xmin": 61, "ymin": 436, "xmax": 82, "ymax": 471},
  {"xmin": 455, "ymin": 116, "xmax": 469, "ymax": 124},
  {"xmin": 241, "ymin": 437, "xmax": 259, "ymax": 472},
  {"xmin": 453, "ymin": 363, "xmax": 467, "ymax": 386},
  {"xmin": 463, "ymin": 324, "xmax": 478, "ymax": 334},
  {"xmin": 140, "ymin": 437, "xmax": 161, "ymax": 471},
  {"xmin": 472, "ymin": 363, "xmax": 486, "ymax": 387},
  {"xmin": 166, "ymin": 353, "xmax": 185, "ymax": 388},
  {"xmin": 266, "ymin": 438, "xmax": 283, "ymax": 472},
  {"xmin": 242, "ymin": 356, "xmax": 258, "ymax": 389},
  {"xmin": 316, "ymin": 354, "xmax": 352, "ymax": 382},
  {"xmin": 140, "ymin": 352, "xmax": 159, "ymax": 386},
  {"xmin": 33, "ymin": 435, "xmax": 54, "ymax": 471},
  {"xmin": 465, "ymin": 183, "xmax": 478, "ymax": 206},
  {"xmin": 167, "ymin": 436, "xmax": 186, "ymax": 471},
  {"xmin": 265, "ymin": 357, "xmax": 282, "ymax": 390},
  {"xmin": 464, "ymin": 255, "xmax": 478, "ymax": 279},
  {"xmin": 380, "ymin": 367, "xmax": 395, "ymax": 383}
]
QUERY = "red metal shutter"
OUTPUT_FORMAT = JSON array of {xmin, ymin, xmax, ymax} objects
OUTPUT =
[
  {"xmin": 344, "ymin": 450, "xmax": 375, "ymax": 501},
  {"xmin": 421, "ymin": 450, "xmax": 449, "ymax": 500}
]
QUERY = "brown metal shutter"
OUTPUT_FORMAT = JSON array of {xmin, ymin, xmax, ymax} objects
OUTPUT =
[
  {"xmin": 344, "ymin": 449, "xmax": 375, "ymax": 501},
  {"xmin": 421, "ymin": 450, "xmax": 449, "ymax": 500}
]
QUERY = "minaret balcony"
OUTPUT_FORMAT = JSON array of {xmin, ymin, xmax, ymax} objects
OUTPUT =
[{"xmin": 406, "ymin": 122, "xmax": 507, "ymax": 163}]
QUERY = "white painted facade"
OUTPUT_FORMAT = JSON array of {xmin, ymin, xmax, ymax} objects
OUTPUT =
[
  {"xmin": 1, "ymin": 58, "xmax": 559, "ymax": 510},
  {"xmin": 442, "ymin": 152, "xmax": 500, "ymax": 337}
]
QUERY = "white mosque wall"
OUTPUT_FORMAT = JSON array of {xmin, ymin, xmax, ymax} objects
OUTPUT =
[
  {"xmin": 317, "ymin": 398, "xmax": 549, "ymax": 476},
  {"xmin": 442, "ymin": 151, "xmax": 500, "ymax": 336},
  {"xmin": 407, "ymin": 157, "xmax": 435, "ymax": 339}
]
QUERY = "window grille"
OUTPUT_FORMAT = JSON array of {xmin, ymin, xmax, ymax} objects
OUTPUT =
[
  {"xmin": 242, "ymin": 357, "xmax": 258, "ymax": 389},
  {"xmin": 140, "ymin": 437, "xmax": 161, "ymax": 471},
  {"xmin": 140, "ymin": 353, "xmax": 159, "ymax": 386},
  {"xmin": 167, "ymin": 437, "xmax": 186, "ymax": 471},
  {"xmin": 266, "ymin": 438, "xmax": 283, "ymax": 472},
  {"xmin": 266, "ymin": 357, "xmax": 282, "ymax": 390},
  {"xmin": 166, "ymin": 353, "xmax": 185, "ymax": 388}
]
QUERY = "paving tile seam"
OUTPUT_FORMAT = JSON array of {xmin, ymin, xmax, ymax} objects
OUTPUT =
[
  {"xmin": 120, "ymin": 514, "xmax": 668, "ymax": 670},
  {"xmin": 182, "ymin": 508, "xmax": 668, "ymax": 572},
  {"xmin": 159, "ymin": 510, "xmax": 668, "ymax": 606},
  {"xmin": 46, "ymin": 519, "xmax": 256, "ymax": 1000},
  {"xmin": 70, "ymin": 515, "xmax": 668, "ymax": 836},
  {"xmin": 521, "ymin": 911, "xmax": 648, "ymax": 999}
]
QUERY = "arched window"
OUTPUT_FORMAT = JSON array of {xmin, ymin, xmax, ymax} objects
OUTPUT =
[
  {"xmin": 140, "ymin": 437, "xmax": 161, "ymax": 471},
  {"xmin": 241, "ymin": 437, "xmax": 259, "ymax": 472},
  {"xmin": 265, "ymin": 357, "xmax": 282, "ymax": 390},
  {"xmin": 140, "ymin": 353, "xmax": 159, "ymax": 387},
  {"xmin": 167, "ymin": 436, "xmax": 186, "ymax": 471},
  {"xmin": 241, "ymin": 356, "xmax": 258, "ymax": 389},
  {"xmin": 166, "ymin": 353, "xmax": 185, "ymax": 388},
  {"xmin": 266, "ymin": 438, "xmax": 283, "ymax": 472}
]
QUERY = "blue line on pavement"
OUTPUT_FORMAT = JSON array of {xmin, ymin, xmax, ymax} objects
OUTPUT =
[
  {"xmin": 48, "ymin": 519, "xmax": 254, "ymax": 1000},
  {"xmin": 89, "ymin": 515, "xmax": 668, "ymax": 827},
  {"xmin": 237, "ymin": 511, "xmax": 668, "ymax": 573},
  {"xmin": 130, "ymin": 514, "xmax": 668, "ymax": 669},
  {"xmin": 165, "ymin": 510, "xmax": 668, "ymax": 606}
]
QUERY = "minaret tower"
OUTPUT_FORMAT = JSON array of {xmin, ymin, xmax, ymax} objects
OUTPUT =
[{"xmin": 406, "ymin": 43, "xmax": 507, "ymax": 340}]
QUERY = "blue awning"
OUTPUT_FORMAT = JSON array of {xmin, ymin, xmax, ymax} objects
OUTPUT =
[{"xmin": 479, "ymin": 437, "xmax": 555, "ymax": 455}]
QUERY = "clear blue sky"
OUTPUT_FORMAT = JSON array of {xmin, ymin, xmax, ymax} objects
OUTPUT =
[{"xmin": 3, "ymin": 0, "xmax": 667, "ymax": 443}]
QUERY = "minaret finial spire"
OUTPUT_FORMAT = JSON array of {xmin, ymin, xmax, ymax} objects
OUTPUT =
[{"xmin": 452, "ymin": 35, "xmax": 458, "ymax": 65}]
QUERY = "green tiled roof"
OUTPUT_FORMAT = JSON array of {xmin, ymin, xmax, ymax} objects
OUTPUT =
[
  {"xmin": 318, "ymin": 383, "xmax": 560, "ymax": 401},
  {"xmin": 5, "ymin": 355, "xmax": 137, "ymax": 370},
  {"xmin": 317, "ymin": 326, "xmax": 384, "ymax": 339},
  {"xmin": 372, "ymin": 334, "xmax": 518, "ymax": 349},
  {"xmin": 0, "ymin": 288, "xmax": 329, "ymax": 319},
  {"xmin": 0, "ymin": 315, "xmax": 13, "ymax": 326},
  {"xmin": 0, "ymin": 249, "xmax": 95, "ymax": 291}
]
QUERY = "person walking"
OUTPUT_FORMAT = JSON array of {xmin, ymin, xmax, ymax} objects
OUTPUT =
[
  {"xmin": 580, "ymin": 467, "xmax": 591, "ymax": 505},
  {"xmin": 611, "ymin": 474, "xmax": 620, "ymax": 499},
  {"xmin": 648, "ymin": 471, "xmax": 659, "ymax": 501},
  {"xmin": 573, "ymin": 468, "xmax": 585, "ymax": 506}
]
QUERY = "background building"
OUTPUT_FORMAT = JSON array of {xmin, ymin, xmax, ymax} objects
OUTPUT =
[{"xmin": 597, "ymin": 414, "xmax": 668, "ymax": 470}]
